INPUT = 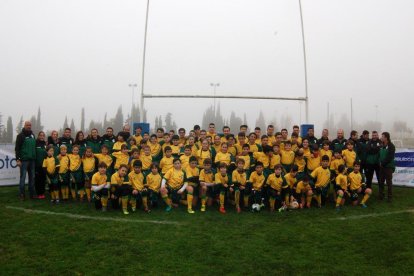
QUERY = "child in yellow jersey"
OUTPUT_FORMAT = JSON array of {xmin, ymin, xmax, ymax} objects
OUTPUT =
[
  {"xmin": 199, "ymin": 158, "xmax": 215, "ymax": 211},
  {"xmin": 294, "ymin": 175, "xmax": 313, "ymax": 209},
  {"xmin": 214, "ymin": 163, "xmax": 230, "ymax": 214},
  {"xmin": 214, "ymin": 142, "xmax": 235, "ymax": 170},
  {"xmin": 348, "ymin": 161, "xmax": 372, "ymax": 208},
  {"xmin": 112, "ymin": 144, "xmax": 130, "ymax": 170},
  {"xmin": 91, "ymin": 162, "xmax": 110, "ymax": 211},
  {"xmin": 43, "ymin": 146, "xmax": 60, "ymax": 203},
  {"xmin": 57, "ymin": 145, "xmax": 70, "ymax": 201},
  {"xmin": 280, "ymin": 141, "xmax": 295, "ymax": 173},
  {"xmin": 301, "ymin": 139, "xmax": 311, "ymax": 158},
  {"xmin": 235, "ymin": 132, "xmax": 247, "ymax": 154},
  {"xmin": 160, "ymin": 146, "xmax": 174, "ymax": 175},
  {"xmin": 310, "ymin": 155, "xmax": 331, "ymax": 208},
  {"xmin": 185, "ymin": 156, "xmax": 200, "ymax": 208},
  {"xmin": 180, "ymin": 145, "xmax": 193, "ymax": 170},
  {"xmin": 160, "ymin": 158, "xmax": 195, "ymax": 214},
  {"xmin": 342, "ymin": 141, "xmax": 357, "ymax": 172},
  {"xmin": 82, "ymin": 147, "xmax": 97, "ymax": 202},
  {"xmin": 306, "ymin": 144, "xmax": 321, "ymax": 174},
  {"xmin": 253, "ymin": 145, "xmax": 271, "ymax": 176},
  {"xmin": 94, "ymin": 145, "xmax": 114, "ymax": 179},
  {"xmin": 129, "ymin": 160, "xmax": 150, "ymax": 213},
  {"xmin": 140, "ymin": 144, "xmax": 153, "ymax": 176},
  {"xmin": 112, "ymin": 134, "xmax": 127, "ymax": 152},
  {"xmin": 246, "ymin": 162, "xmax": 266, "ymax": 210},
  {"xmin": 197, "ymin": 139, "xmax": 214, "ymax": 168},
  {"xmin": 129, "ymin": 149, "xmax": 140, "ymax": 172},
  {"xmin": 68, "ymin": 145, "xmax": 83, "ymax": 201},
  {"xmin": 330, "ymin": 150, "xmax": 345, "ymax": 201},
  {"xmin": 212, "ymin": 135, "xmax": 222, "ymax": 154},
  {"xmin": 248, "ymin": 132, "xmax": 262, "ymax": 153},
  {"xmin": 170, "ymin": 135, "xmax": 181, "ymax": 158},
  {"xmin": 266, "ymin": 164, "xmax": 289, "ymax": 212},
  {"xmin": 290, "ymin": 133, "xmax": 300, "ymax": 152},
  {"xmin": 145, "ymin": 163, "xmax": 162, "ymax": 208},
  {"xmin": 320, "ymin": 141, "xmax": 333, "ymax": 165},
  {"xmin": 270, "ymin": 144, "xmax": 281, "ymax": 170},
  {"xmin": 335, "ymin": 164, "xmax": 349, "ymax": 210},
  {"xmin": 294, "ymin": 150, "xmax": 306, "ymax": 180},
  {"xmin": 128, "ymin": 137, "xmax": 138, "ymax": 152},
  {"xmin": 149, "ymin": 134, "xmax": 162, "ymax": 163},
  {"xmin": 285, "ymin": 165, "xmax": 299, "ymax": 202},
  {"xmin": 226, "ymin": 134, "xmax": 238, "ymax": 157},
  {"xmin": 110, "ymin": 164, "xmax": 130, "ymax": 214},
  {"xmin": 239, "ymin": 144, "xmax": 252, "ymax": 171},
  {"xmin": 230, "ymin": 158, "xmax": 248, "ymax": 213}
]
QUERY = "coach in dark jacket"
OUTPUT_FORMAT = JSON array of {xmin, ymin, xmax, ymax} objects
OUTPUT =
[
  {"xmin": 379, "ymin": 132, "xmax": 396, "ymax": 202},
  {"xmin": 15, "ymin": 121, "xmax": 36, "ymax": 200},
  {"xmin": 365, "ymin": 131, "xmax": 381, "ymax": 188}
]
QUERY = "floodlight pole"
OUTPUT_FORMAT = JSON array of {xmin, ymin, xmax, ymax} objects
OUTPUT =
[
  {"xmin": 140, "ymin": 0, "xmax": 150, "ymax": 123},
  {"xmin": 299, "ymin": 0, "xmax": 309, "ymax": 123}
]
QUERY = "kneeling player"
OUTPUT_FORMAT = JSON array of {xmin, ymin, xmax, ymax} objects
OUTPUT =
[
  {"xmin": 160, "ymin": 158, "xmax": 195, "ymax": 213},
  {"xmin": 215, "ymin": 163, "xmax": 230, "ymax": 214},
  {"xmin": 230, "ymin": 158, "xmax": 248, "ymax": 213},
  {"xmin": 294, "ymin": 176, "xmax": 313, "ymax": 209},
  {"xmin": 91, "ymin": 162, "xmax": 110, "ymax": 211},
  {"xmin": 110, "ymin": 164, "xmax": 130, "ymax": 214},
  {"xmin": 335, "ymin": 164, "xmax": 349, "ymax": 210},
  {"xmin": 348, "ymin": 161, "xmax": 372, "ymax": 208},
  {"xmin": 129, "ymin": 160, "xmax": 150, "ymax": 213}
]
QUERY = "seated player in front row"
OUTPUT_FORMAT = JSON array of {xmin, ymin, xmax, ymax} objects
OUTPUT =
[
  {"xmin": 91, "ymin": 162, "xmax": 110, "ymax": 211},
  {"xmin": 294, "ymin": 175, "xmax": 313, "ymax": 209},
  {"xmin": 160, "ymin": 158, "xmax": 195, "ymax": 214},
  {"xmin": 348, "ymin": 161, "xmax": 372, "ymax": 208}
]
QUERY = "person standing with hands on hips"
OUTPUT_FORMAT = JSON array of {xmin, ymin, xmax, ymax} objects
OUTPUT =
[{"xmin": 15, "ymin": 121, "xmax": 37, "ymax": 200}]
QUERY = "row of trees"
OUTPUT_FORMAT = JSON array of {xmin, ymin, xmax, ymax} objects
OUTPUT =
[{"xmin": 1, "ymin": 105, "xmax": 413, "ymax": 143}]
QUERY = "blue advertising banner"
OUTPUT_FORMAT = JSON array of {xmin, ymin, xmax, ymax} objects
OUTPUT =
[{"xmin": 393, "ymin": 149, "xmax": 414, "ymax": 187}]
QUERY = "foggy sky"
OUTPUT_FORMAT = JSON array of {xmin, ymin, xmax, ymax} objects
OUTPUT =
[{"xmin": 1, "ymin": 0, "xmax": 413, "ymax": 135}]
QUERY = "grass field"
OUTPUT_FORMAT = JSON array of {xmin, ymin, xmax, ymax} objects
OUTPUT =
[{"xmin": 1, "ymin": 185, "xmax": 414, "ymax": 275}]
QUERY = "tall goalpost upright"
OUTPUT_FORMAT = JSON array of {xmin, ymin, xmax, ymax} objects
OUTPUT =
[{"xmin": 138, "ymin": 0, "xmax": 310, "ymax": 124}]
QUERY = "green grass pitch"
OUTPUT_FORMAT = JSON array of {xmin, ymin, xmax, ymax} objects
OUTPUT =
[{"xmin": 1, "ymin": 185, "xmax": 414, "ymax": 275}]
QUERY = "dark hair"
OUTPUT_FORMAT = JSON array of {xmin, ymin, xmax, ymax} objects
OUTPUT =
[
  {"xmin": 240, "ymin": 125, "xmax": 248, "ymax": 129},
  {"xmin": 291, "ymin": 165, "xmax": 299, "ymax": 172},
  {"xmin": 193, "ymin": 125, "xmax": 201, "ymax": 131},
  {"xmin": 236, "ymin": 158, "xmax": 245, "ymax": 164},
  {"xmin": 219, "ymin": 162, "xmax": 227, "ymax": 169},
  {"xmin": 173, "ymin": 158, "xmax": 181, "ymax": 164},
  {"xmin": 382, "ymin": 132, "xmax": 391, "ymax": 142},
  {"xmin": 172, "ymin": 135, "xmax": 179, "ymax": 140},
  {"xmin": 321, "ymin": 155, "xmax": 329, "ymax": 162},
  {"xmin": 255, "ymin": 162, "xmax": 264, "ymax": 168},
  {"xmin": 263, "ymin": 145, "xmax": 273, "ymax": 153},
  {"xmin": 203, "ymin": 158, "xmax": 212, "ymax": 165},
  {"xmin": 274, "ymin": 164, "xmax": 282, "ymax": 170},
  {"xmin": 98, "ymin": 162, "xmax": 108, "ymax": 169},
  {"xmin": 189, "ymin": 156, "xmax": 197, "ymax": 163},
  {"xmin": 65, "ymin": 128, "xmax": 71, "ymax": 132},
  {"xmin": 150, "ymin": 162, "xmax": 159, "ymax": 170},
  {"xmin": 133, "ymin": 160, "xmax": 142, "ymax": 168},
  {"xmin": 120, "ymin": 144, "xmax": 128, "ymax": 150},
  {"xmin": 164, "ymin": 146, "xmax": 172, "ymax": 153},
  {"xmin": 338, "ymin": 164, "xmax": 346, "ymax": 173},
  {"xmin": 254, "ymin": 127, "xmax": 261, "ymax": 131},
  {"xmin": 157, "ymin": 128, "xmax": 164, "ymax": 132},
  {"xmin": 267, "ymin": 125, "xmax": 274, "ymax": 129},
  {"xmin": 242, "ymin": 144, "xmax": 250, "ymax": 149},
  {"xmin": 353, "ymin": 160, "xmax": 361, "ymax": 167},
  {"xmin": 119, "ymin": 164, "xmax": 129, "ymax": 170},
  {"xmin": 238, "ymin": 132, "xmax": 246, "ymax": 137},
  {"xmin": 222, "ymin": 126, "xmax": 230, "ymax": 131}
]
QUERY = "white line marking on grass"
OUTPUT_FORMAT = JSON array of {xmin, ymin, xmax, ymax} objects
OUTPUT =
[
  {"xmin": 331, "ymin": 209, "xmax": 414, "ymax": 221},
  {"xmin": 5, "ymin": 206, "xmax": 180, "ymax": 225}
]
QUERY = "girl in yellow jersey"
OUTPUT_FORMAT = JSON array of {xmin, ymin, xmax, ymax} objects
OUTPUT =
[
  {"xmin": 68, "ymin": 145, "xmax": 83, "ymax": 201},
  {"xmin": 110, "ymin": 164, "xmax": 130, "ymax": 214},
  {"xmin": 57, "ymin": 145, "xmax": 70, "ymax": 201},
  {"xmin": 335, "ymin": 164, "xmax": 349, "ymax": 210},
  {"xmin": 129, "ymin": 160, "xmax": 150, "ymax": 213},
  {"xmin": 160, "ymin": 158, "xmax": 194, "ymax": 214},
  {"xmin": 91, "ymin": 162, "xmax": 110, "ymax": 211},
  {"xmin": 82, "ymin": 147, "xmax": 97, "ymax": 202},
  {"xmin": 230, "ymin": 158, "xmax": 247, "ymax": 213},
  {"xmin": 43, "ymin": 146, "xmax": 60, "ymax": 203},
  {"xmin": 145, "ymin": 163, "xmax": 162, "ymax": 208},
  {"xmin": 94, "ymin": 145, "xmax": 114, "ymax": 180}
]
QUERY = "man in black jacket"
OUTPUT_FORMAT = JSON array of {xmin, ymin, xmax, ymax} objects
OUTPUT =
[
  {"xmin": 365, "ymin": 131, "xmax": 381, "ymax": 188},
  {"xmin": 357, "ymin": 130, "xmax": 370, "ymax": 174},
  {"xmin": 15, "ymin": 121, "xmax": 36, "ymax": 200},
  {"xmin": 330, "ymin": 129, "xmax": 347, "ymax": 152}
]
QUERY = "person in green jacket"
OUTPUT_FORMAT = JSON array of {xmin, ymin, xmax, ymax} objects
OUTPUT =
[
  {"xmin": 86, "ymin": 128, "xmax": 102, "ymax": 154},
  {"xmin": 15, "ymin": 121, "xmax": 36, "ymax": 200},
  {"xmin": 34, "ymin": 131, "xmax": 47, "ymax": 199},
  {"xmin": 379, "ymin": 132, "xmax": 396, "ymax": 202}
]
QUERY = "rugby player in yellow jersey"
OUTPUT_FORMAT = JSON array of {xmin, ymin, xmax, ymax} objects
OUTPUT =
[
  {"xmin": 290, "ymin": 133, "xmax": 300, "ymax": 152},
  {"xmin": 185, "ymin": 156, "xmax": 200, "ymax": 208},
  {"xmin": 112, "ymin": 144, "xmax": 130, "ymax": 170},
  {"xmin": 238, "ymin": 144, "xmax": 252, "ymax": 172},
  {"xmin": 82, "ymin": 147, "xmax": 97, "ymax": 202},
  {"xmin": 294, "ymin": 175, "xmax": 313, "ymax": 209},
  {"xmin": 43, "ymin": 146, "xmax": 60, "ymax": 203},
  {"xmin": 348, "ymin": 161, "xmax": 372, "ymax": 208},
  {"xmin": 320, "ymin": 141, "xmax": 333, "ymax": 164},
  {"xmin": 170, "ymin": 135, "xmax": 182, "ymax": 158},
  {"xmin": 247, "ymin": 132, "xmax": 262, "ymax": 153},
  {"xmin": 212, "ymin": 135, "xmax": 222, "ymax": 155},
  {"xmin": 140, "ymin": 144, "xmax": 153, "ymax": 176},
  {"xmin": 235, "ymin": 132, "xmax": 247, "ymax": 154},
  {"xmin": 226, "ymin": 134, "xmax": 238, "ymax": 157},
  {"xmin": 260, "ymin": 135, "xmax": 269, "ymax": 149},
  {"xmin": 207, "ymin": 123, "xmax": 217, "ymax": 140},
  {"xmin": 68, "ymin": 145, "xmax": 83, "ymax": 201},
  {"xmin": 199, "ymin": 158, "xmax": 215, "ymax": 211},
  {"xmin": 246, "ymin": 162, "xmax": 266, "ymax": 210},
  {"xmin": 94, "ymin": 145, "xmax": 114, "ymax": 180},
  {"xmin": 91, "ymin": 162, "xmax": 110, "ymax": 212},
  {"xmin": 128, "ymin": 149, "xmax": 140, "ymax": 172},
  {"xmin": 110, "ymin": 164, "xmax": 130, "ymax": 214},
  {"xmin": 342, "ymin": 140, "xmax": 357, "ymax": 172},
  {"xmin": 178, "ymin": 128, "xmax": 187, "ymax": 146},
  {"xmin": 335, "ymin": 164, "xmax": 349, "ymax": 210},
  {"xmin": 266, "ymin": 164, "xmax": 288, "ymax": 212},
  {"xmin": 230, "ymin": 158, "xmax": 247, "ymax": 213},
  {"xmin": 180, "ymin": 145, "xmax": 193, "ymax": 170},
  {"xmin": 112, "ymin": 134, "xmax": 127, "ymax": 152},
  {"xmin": 221, "ymin": 126, "xmax": 231, "ymax": 143},
  {"xmin": 145, "ymin": 163, "xmax": 162, "ymax": 208},
  {"xmin": 160, "ymin": 158, "xmax": 195, "ymax": 213},
  {"xmin": 280, "ymin": 141, "xmax": 295, "ymax": 173},
  {"xmin": 254, "ymin": 127, "xmax": 262, "ymax": 144},
  {"xmin": 253, "ymin": 145, "xmax": 272, "ymax": 176},
  {"xmin": 266, "ymin": 125, "xmax": 276, "ymax": 145},
  {"xmin": 294, "ymin": 150, "xmax": 306, "ymax": 180},
  {"xmin": 160, "ymin": 146, "xmax": 174, "ymax": 175},
  {"xmin": 57, "ymin": 145, "xmax": 70, "ymax": 201},
  {"xmin": 214, "ymin": 142, "xmax": 235, "ymax": 170},
  {"xmin": 129, "ymin": 160, "xmax": 150, "ymax": 213},
  {"xmin": 310, "ymin": 155, "xmax": 331, "ymax": 208},
  {"xmin": 330, "ymin": 150, "xmax": 345, "ymax": 201},
  {"xmin": 285, "ymin": 165, "xmax": 298, "ymax": 202},
  {"xmin": 215, "ymin": 163, "xmax": 230, "ymax": 214},
  {"xmin": 196, "ymin": 139, "xmax": 215, "ymax": 168},
  {"xmin": 148, "ymin": 134, "xmax": 162, "ymax": 163},
  {"xmin": 306, "ymin": 144, "xmax": 321, "ymax": 174},
  {"xmin": 301, "ymin": 138, "xmax": 311, "ymax": 159},
  {"xmin": 270, "ymin": 144, "xmax": 281, "ymax": 170}
]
